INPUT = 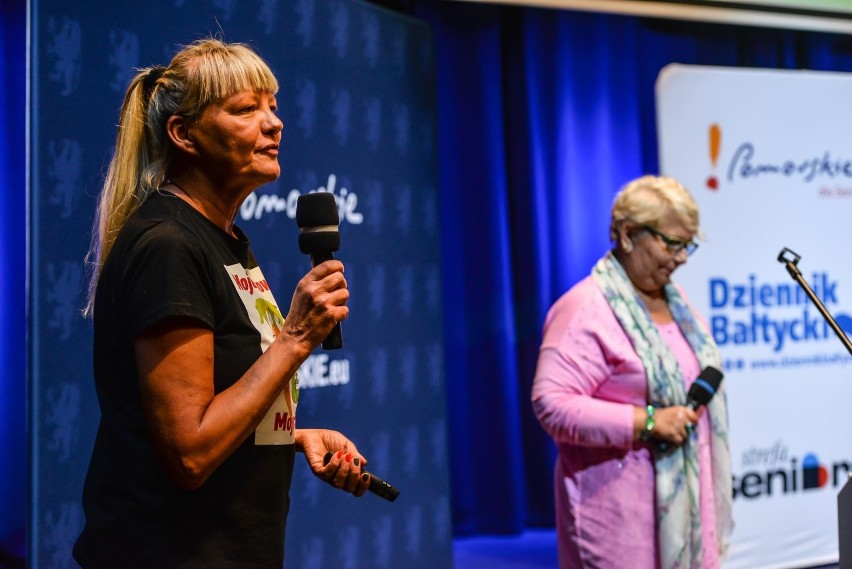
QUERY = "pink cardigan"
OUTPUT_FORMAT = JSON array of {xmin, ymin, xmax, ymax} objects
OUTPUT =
[{"xmin": 532, "ymin": 276, "xmax": 720, "ymax": 569}]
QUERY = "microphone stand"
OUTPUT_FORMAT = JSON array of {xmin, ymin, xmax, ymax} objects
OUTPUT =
[{"xmin": 777, "ymin": 247, "xmax": 852, "ymax": 357}]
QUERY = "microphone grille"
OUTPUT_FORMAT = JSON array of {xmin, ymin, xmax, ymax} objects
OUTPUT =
[
  {"xmin": 687, "ymin": 366, "xmax": 724, "ymax": 406},
  {"xmin": 700, "ymin": 366, "xmax": 724, "ymax": 391},
  {"xmin": 296, "ymin": 192, "xmax": 339, "ymax": 228}
]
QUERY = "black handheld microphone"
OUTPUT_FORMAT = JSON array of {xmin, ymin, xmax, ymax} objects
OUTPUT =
[
  {"xmin": 323, "ymin": 451, "xmax": 400, "ymax": 502},
  {"xmin": 296, "ymin": 192, "xmax": 343, "ymax": 350},
  {"xmin": 685, "ymin": 365, "xmax": 724, "ymax": 411},
  {"xmin": 656, "ymin": 366, "xmax": 724, "ymax": 452}
]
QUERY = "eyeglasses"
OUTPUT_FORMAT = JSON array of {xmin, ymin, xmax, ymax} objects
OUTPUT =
[{"xmin": 643, "ymin": 226, "xmax": 698, "ymax": 256}]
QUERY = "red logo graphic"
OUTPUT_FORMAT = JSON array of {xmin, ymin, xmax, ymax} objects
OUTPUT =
[{"xmin": 802, "ymin": 453, "xmax": 828, "ymax": 490}]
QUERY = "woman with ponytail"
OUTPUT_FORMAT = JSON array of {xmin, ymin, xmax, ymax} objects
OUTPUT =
[{"xmin": 74, "ymin": 39, "xmax": 369, "ymax": 568}]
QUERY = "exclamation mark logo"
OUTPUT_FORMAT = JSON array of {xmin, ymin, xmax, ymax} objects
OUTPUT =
[{"xmin": 706, "ymin": 123, "xmax": 721, "ymax": 190}]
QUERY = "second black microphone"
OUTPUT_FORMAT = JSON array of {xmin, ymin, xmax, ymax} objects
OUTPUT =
[{"xmin": 322, "ymin": 451, "xmax": 400, "ymax": 502}]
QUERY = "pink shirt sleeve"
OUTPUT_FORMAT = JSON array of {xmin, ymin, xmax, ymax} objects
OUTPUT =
[{"xmin": 532, "ymin": 277, "xmax": 649, "ymax": 450}]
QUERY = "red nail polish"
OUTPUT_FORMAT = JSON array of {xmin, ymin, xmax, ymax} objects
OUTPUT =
[
  {"xmin": 336, "ymin": 450, "xmax": 343, "ymax": 459},
  {"xmin": 344, "ymin": 453, "xmax": 352, "ymax": 463}
]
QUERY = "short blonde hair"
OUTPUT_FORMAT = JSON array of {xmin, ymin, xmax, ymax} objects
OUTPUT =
[
  {"xmin": 84, "ymin": 39, "xmax": 278, "ymax": 316},
  {"xmin": 609, "ymin": 175, "xmax": 700, "ymax": 241}
]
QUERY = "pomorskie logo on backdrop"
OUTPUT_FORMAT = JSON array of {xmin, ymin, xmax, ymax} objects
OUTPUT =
[
  {"xmin": 704, "ymin": 122, "xmax": 852, "ymax": 192},
  {"xmin": 708, "ymin": 271, "xmax": 852, "ymax": 354},
  {"xmin": 240, "ymin": 173, "xmax": 363, "ymax": 224},
  {"xmin": 733, "ymin": 441, "xmax": 850, "ymax": 501}
]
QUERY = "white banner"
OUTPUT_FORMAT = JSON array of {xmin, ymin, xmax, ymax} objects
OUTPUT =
[{"xmin": 656, "ymin": 64, "xmax": 852, "ymax": 569}]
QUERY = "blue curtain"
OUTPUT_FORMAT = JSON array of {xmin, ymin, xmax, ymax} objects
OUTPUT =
[
  {"xmin": 401, "ymin": 1, "xmax": 852, "ymax": 535},
  {"xmin": 0, "ymin": 0, "xmax": 26, "ymax": 564}
]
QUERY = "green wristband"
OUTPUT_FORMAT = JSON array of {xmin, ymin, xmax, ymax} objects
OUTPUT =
[{"xmin": 641, "ymin": 405, "xmax": 656, "ymax": 441}]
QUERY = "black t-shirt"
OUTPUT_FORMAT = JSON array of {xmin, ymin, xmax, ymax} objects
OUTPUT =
[{"xmin": 74, "ymin": 192, "xmax": 297, "ymax": 568}]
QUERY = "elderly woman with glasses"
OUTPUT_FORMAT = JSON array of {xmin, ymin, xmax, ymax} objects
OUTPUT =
[{"xmin": 532, "ymin": 175, "xmax": 733, "ymax": 569}]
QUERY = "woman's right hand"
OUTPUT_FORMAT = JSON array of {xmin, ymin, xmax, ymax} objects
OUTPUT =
[
  {"xmin": 281, "ymin": 260, "xmax": 349, "ymax": 351},
  {"xmin": 650, "ymin": 405, "xmax": 700, "ymax": 446}
]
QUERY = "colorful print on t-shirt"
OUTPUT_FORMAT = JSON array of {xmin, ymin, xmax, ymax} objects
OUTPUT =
[{"xmin": 225, "ymin": 263, "xmax": 297, "ymax": 445}]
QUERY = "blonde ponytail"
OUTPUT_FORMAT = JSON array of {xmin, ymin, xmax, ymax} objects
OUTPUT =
[{"xmin": 82, "ymin": 67, "xmax": 162, "ymax": 317}]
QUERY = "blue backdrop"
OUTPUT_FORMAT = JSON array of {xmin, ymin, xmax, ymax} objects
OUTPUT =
[
  {"xmin": 6, "ymin": 0, "xmax": 852, "ymax": 566},
  {"xmin": 26, "ymin": 1, "xmax": 450, "ymax": 568}
]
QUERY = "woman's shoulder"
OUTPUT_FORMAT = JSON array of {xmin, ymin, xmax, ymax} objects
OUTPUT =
[
  {"xmin": 540, "ymin": 276, "xmax": 633, "ymax": 362},
  {"xmin": 106, "ymin": 194, "xmax": 210, "ymax": 272},
  {"xmin": 542, "ymin": 276, "xmax": 613, "ymax": 334},
  {"xmin": 134, "ymin": 191, "xmax": 192, "ymax": 225},
  {"xmin": 550, "ymin": 276, "xmax": 607, "ymax": 315},
  {"xmin": 129, "ymin": 192, "xmax": 226, "ymax": 244},
  {"xmin": 121, "ymin": 197, "xmax": 193, "ymax": 247}
]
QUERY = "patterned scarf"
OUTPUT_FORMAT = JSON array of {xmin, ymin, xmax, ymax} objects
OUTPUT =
[{"xmin": 592, "ymin": 252, "xmax": 733, "ymax": 569}]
